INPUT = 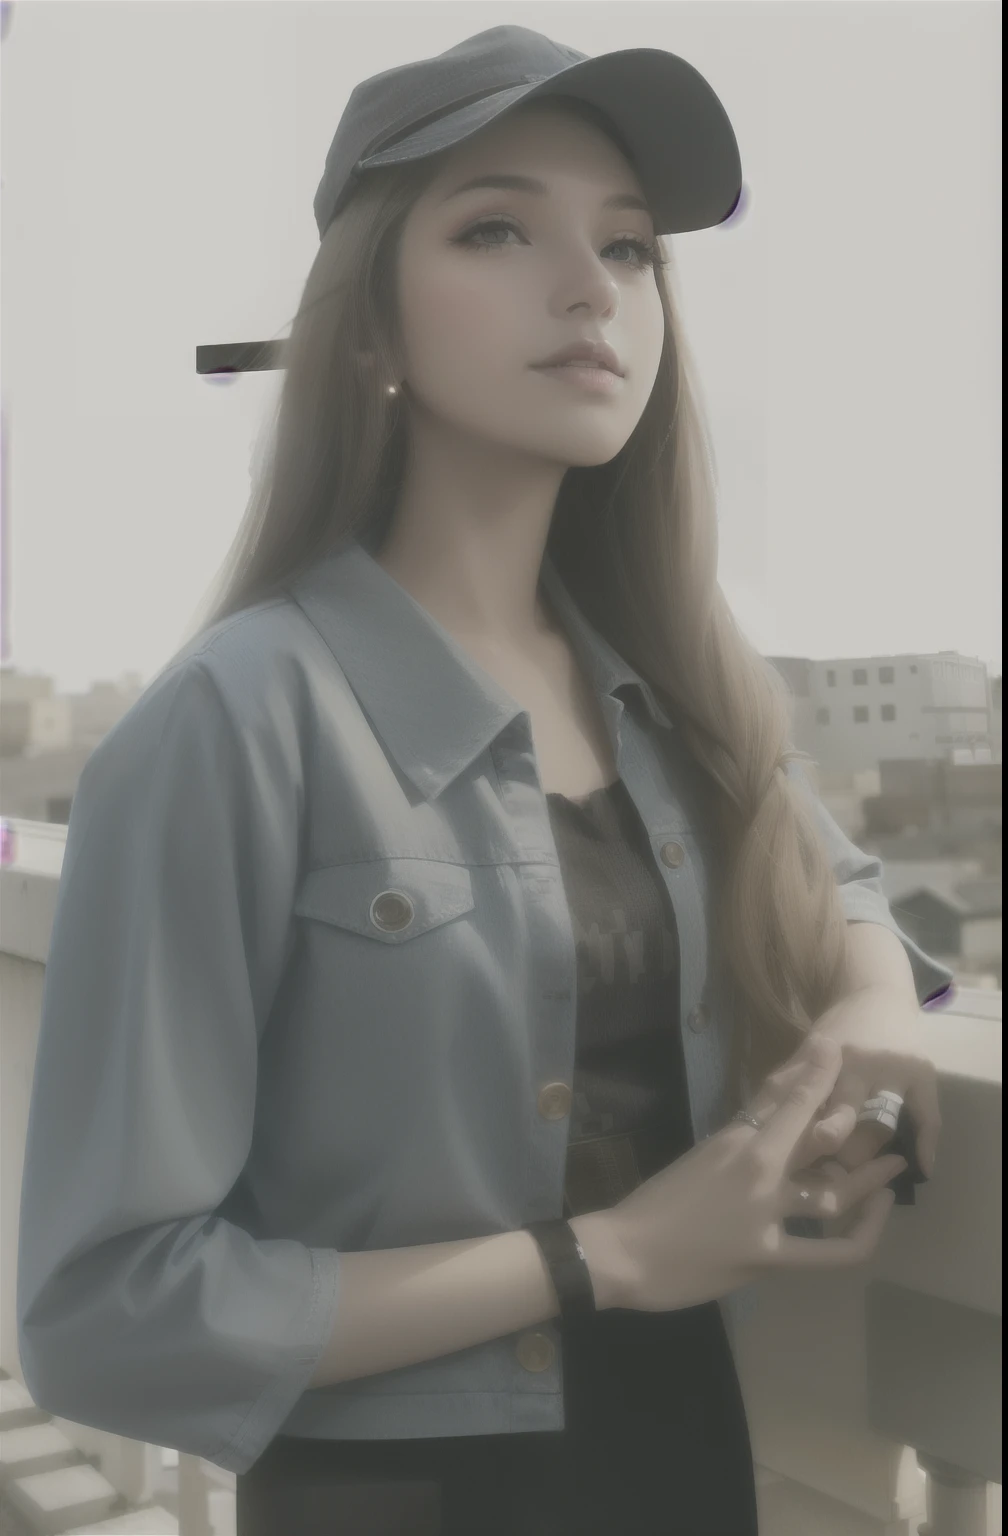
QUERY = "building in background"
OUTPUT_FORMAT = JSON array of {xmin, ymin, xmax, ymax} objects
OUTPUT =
[
  {"xmin": 768, "ymin": 650, "xmax": 1001, "ymax": 990},
  {"xmin": 989, "ymin": 674, "xmax": 1002, "ymax": 762},
  {"xmin": 768, "ymin": 650, "xmax": 997, "ymax": 785},
  {"xmin": 874, "ymin": 858, "xmax": 1002, "ymax": 992},
  {"xmin": 0, "ymin": 667, "xmax": 144, "ymax": 822}
]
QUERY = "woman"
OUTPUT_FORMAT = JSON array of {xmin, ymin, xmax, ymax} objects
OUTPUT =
[{"xmin": 17, "ymin": 24, "xmax": 952, "ymax": 1536}]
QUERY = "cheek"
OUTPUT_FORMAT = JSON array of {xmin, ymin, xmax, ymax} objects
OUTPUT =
[
  {"xmin": 400, "ymin": 264, "xmax": 528, "ymax": 370},
  {"xmin": 637, "ymin": 289, "xmax": 666, "ymax": 357}
]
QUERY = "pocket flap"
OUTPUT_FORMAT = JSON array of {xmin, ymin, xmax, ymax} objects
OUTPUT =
[{"xmin": 294, "ymin": 858, "xmax": 475, "ymax": 943}]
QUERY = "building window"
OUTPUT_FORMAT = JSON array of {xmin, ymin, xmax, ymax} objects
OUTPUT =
[
  {"xmin": 881, "ymin": 704, "xmax": 896, "ymax": 722},
  {"xmin": 853, "ymin": 706, "xmax": 869, "ymax": 723},
  {"xmin": 826, "ymin": 669, "xmax": 836, "ymax": 686},
  {"xmin": 879, "ymin": 666, "xmax": 894, "ymax": 683},
  {"xmin": 815, "ymin": 707, "xmax": 830, "ymax": 724},
  {"xmin": 853, "ymin": 668, "xmax": 868, "ymax": 685}
]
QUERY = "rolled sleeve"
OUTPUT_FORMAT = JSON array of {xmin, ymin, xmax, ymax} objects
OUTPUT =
[
  {"xmin": 786, "ymin": 760, "xmax": 956, "ymax": 1010},
  {"xmin": 16, "ymin": 653, "xmax": 340, "ymax": 1474}
]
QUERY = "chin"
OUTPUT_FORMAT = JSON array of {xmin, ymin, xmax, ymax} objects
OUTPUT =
[{"xmin": 544, "ymin": 428, "xmax": 634, "ymax": 467}]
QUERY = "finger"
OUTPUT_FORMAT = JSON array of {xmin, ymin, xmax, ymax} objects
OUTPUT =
[
  {"xmin": 811, "ymin": 1103, "xmax": 859, "ymax": 1149},
  {"xmin": 823, "ymin": 1120, "xmax": 896, "ymax": 1174},
  {"xmin": 790, "ymin": 1154, "xmax": 908, "ymax": 1219},
  {"xmin": 811, "ymin": 1068, "xmax": 871, "ymax": 1151},
  {"xmin": 744, "ymin": 1051, "xmax": 819, "ymax": 1123},
  {"xmin": 793, "ymin": 1107, "xmax": 862, "ymax": 1175},
  {"xmin": 755, "ymin": 1036, "xmax": 845, "ymax": 1166},
  {"xmin": 809, "ymin": 1158, "xmax": 849, "ymax": 1183},
  {"xmin": 741, "ymin": 1043, "xmax": 866, "ymax": 1172},
  {"xmin": 748, "ymin": 1030, "xmax": 853, "ymax": 1120},
  {"xmin": 773, "ymin": 1186, "xmax": 898, "ymax": 1268}
]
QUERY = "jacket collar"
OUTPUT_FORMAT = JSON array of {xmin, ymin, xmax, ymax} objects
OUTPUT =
[{"xmin": 287, "ymin": 538, "xmax": 674, "ymax": 800}]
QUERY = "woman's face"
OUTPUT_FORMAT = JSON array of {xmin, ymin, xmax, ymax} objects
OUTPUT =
[{"xmin": 394, "ymin": 103, "xmax": 666, "ymax": 472}]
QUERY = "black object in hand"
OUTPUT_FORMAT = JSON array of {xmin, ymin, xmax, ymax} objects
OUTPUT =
[
  {"xmin": 783, "ymin": 1105, "xmax": 927, "ymax": 1238},
  {"xmin": 880, "ymin": 1103, "xmax": 928, "ymax": 1206}
]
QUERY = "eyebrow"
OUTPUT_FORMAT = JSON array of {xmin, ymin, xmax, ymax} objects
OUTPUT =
[{"xmin": 440, "ymin": 173, "xmax": 652, "ymax": 217}]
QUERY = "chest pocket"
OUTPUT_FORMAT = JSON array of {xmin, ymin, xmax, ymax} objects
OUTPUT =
[{"xmin": 294, "ymin": 858, "xmax": 475, "ymax": 945}]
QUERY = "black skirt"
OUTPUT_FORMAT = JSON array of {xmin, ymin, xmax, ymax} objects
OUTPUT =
[{"xmin": 235, "ymin": 1297, "xmax": 759, "ymax": 1536}]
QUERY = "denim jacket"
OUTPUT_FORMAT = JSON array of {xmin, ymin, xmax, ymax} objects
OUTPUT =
[{"xmin": 16, "ymin": 539, "xmax": 954, "ymax": 1475}]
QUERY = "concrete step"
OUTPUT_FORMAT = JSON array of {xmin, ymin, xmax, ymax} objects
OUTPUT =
[
  {"xmin": 63, "ymin": 1509, "xmax": 178, "ymax": 1534},
  {"xmin": 0, "ymin": 1382, "xmax": 48, "ymax": 1435},
  {"xmin": 3, "ymin": 1465, "xmax": 120, "ymax": 1536},
  {"xmin": 0, "ymin": 1425, "xmax": 89, "ymax": 1489}
]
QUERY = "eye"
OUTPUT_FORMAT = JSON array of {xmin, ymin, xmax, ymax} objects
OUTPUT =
[{"xmin": 451, "ymin": 217, "xmax": 661, "ymax": 273}]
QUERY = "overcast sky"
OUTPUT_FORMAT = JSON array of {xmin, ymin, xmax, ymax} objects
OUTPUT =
[{"xmin": 1, "ymin": 1, "xmax": 1001, "ymax": 694}]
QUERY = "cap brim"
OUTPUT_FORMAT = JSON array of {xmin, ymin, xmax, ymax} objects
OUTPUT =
[{"xmin": 357, "ymin": 47, "xmax": 742, "ymax": 235}]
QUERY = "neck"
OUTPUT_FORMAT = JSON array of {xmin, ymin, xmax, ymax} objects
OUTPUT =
[
  {"xmin": 375, "ymin": 420, "xmax": 568, "ymax": 647},
  {"xmin": 373, "ymin": 518, "xmax": 564, "ymax": 652}
]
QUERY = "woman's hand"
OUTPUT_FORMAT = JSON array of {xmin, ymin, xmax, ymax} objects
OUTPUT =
[
  {"xmin": 806, "ymin": 986, "xmax": 940, "ymax": 1176},
  {"xmin": 763, "ymin": 986, "xmax": 940, "ymax": 1179},
  {"xmin": 784, "ymin": 1145, "xmax": 909, "ymax": 1231},
  {"xmin": 603, "ymin": 1037, "xmax": 904, "ymax": 1314}
]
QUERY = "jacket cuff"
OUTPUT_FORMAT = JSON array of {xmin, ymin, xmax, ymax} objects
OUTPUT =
[{"xmin": 211, "ymin": 1246, "xmax": 341, "ymax": 1475}]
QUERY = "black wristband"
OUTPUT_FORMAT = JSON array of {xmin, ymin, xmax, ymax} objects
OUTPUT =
[{"xmin": 525, "ymin": 1218, "xmax": 598, "ymax": 1324}]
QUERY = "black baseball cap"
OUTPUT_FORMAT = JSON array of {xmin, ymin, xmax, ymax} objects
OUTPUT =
[{"xmin": 313, "ymin": 25, "xmax": 743, "ymax": 242}]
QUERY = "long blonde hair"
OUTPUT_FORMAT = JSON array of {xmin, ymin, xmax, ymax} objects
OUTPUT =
[{"xmin": 183, "ymin": 97, "xmax": 852, "ymax": 1105}]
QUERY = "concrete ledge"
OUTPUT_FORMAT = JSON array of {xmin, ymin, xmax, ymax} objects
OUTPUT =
[
  {"xmin": 755, "ymin": 1472, "xmax": 923, "ymax": 1536},
  {"xmin": 63, "ymin": 1509, "xmax": 178, "ymax": 1535},
  {"xmin": 0, "ymin": 869, "xmax": 58, "ymax": 966},
  {"xmin": 866, "ymin": 1282, "xmax": 1001, "ymax": 1484},
  {"xmin": 4, "ymin": 1465, "xmax": 119, "ymax": 1536}
]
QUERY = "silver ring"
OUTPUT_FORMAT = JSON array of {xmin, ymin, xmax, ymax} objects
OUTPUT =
[
  {"xmin": 731, "ymin": 1110, "xmax": 763, "ymax": 1131},
  {"xmin": 862, "ymin": 1090, "xmax": 904, "ymax": 1113},
  {"xmin": 857, "ymin": 1107, "xmax": 900, "ymax": 1133},
  {"xmin": 856, "ymin": 1088, "xmax": 903, "ymax": 1135}
]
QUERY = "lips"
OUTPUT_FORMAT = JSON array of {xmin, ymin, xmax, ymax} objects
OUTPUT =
[{"xmin": 532, "ymin": 340, "xmax": 624, "ymax": 376}]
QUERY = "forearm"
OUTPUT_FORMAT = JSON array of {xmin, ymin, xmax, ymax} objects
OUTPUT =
[
  {"xmin": 841, "ymin": 920, "xmax": 918, "ymax": 1005},
  {"xmin": 307, "ymin": 1211, "xmax": 633, "ymax": 1389}
]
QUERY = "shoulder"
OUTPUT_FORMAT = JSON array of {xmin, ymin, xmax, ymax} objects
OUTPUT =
[{"xmin": 80, "ymin": 595, "xmax": 325, "ymax": 797}]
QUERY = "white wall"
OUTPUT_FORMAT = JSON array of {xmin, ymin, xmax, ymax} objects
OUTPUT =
[{"xmin": 2, "ymin": 2, "xmax": 1001, "ymax": 692}]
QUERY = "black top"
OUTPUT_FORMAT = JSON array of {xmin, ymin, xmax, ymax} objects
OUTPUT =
[
  {"xmin": 531, "ymin": 779, "xmax": 758, "ymax": 1530},
  {"xmin": 544, "ymin": 778, "xmax": 695, "ymax": 1214}
]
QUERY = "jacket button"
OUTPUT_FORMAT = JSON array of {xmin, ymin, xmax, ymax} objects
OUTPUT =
[
  {"xmin": 537, "ymin": 1082, "xmax": 572, "ymax": 1121},
  {"xmin": 687, "ymin": 1006, "xmax": 709, "ymax": 1034},
  {"xmin": 660, "ymin": 841, "xmax": 685, "ymax": 868},
  {"xmin": 516, "ymin": 1331, "xmax": 556, "ymax": 1373},
  {"xmin": 369, "ymin": 890, "xmax": 414, "ymax": 932}
]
